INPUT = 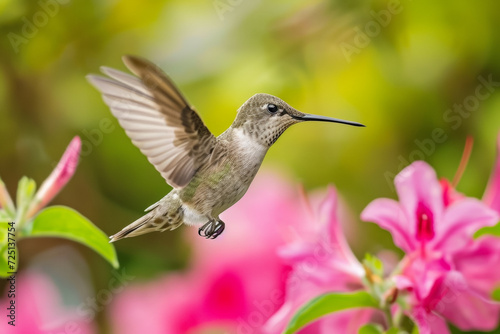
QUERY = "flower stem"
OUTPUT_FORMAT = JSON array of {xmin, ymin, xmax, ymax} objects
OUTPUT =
[{"xmin": 383, "ymin": 306, "xmax": 394, "ymax": 329}]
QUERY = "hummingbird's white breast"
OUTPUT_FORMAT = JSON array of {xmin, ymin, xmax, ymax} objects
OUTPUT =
[
  {"xmin": 182, "ymin": 204, "xmax": 208, "ymax": 226},
  {"xmin": 232, "ymin": 128, "xmax": 268, "ymax": 162}
]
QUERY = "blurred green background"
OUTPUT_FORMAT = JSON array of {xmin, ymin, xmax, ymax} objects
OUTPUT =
[{"xmin": 1, "ymin": 0, "xmax": 500, "ymax": 332}]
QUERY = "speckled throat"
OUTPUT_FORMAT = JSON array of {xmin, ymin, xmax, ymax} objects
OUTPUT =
[{"xmin": 238, "ymin": 115, "xmax": 301, "ymax": 147}]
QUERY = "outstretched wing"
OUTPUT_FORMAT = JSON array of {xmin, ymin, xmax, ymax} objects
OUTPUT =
[{"xmin": 87, "ymin": 55, "xmax": 216, "ymax": 189}]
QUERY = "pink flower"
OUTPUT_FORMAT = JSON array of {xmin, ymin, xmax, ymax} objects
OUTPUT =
[
  {"xmin": 362, "ymin": 161, "xmax": 497, "ymax": 256},
  {"xmin": 26, "ymin": 137, "xmax": 81, "ymax": 218},
  {"xmin": 362, "ymin": 161, "xmax": 500, "ymax": 333},
  {"xmin": 109, "ymin": 172, "xmax": 306, "ymax": 334},
  {"xmin": 264, "ymin": 187, "xmax": 374, "ymax": 334},
  {"xmin": 0, "ymin": 271, "xmax": 95, "ymax": 334}
]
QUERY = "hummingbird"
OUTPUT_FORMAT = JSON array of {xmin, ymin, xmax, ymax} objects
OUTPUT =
[{"xmin": 87, "ymin": 56, "xmax": 364, "ymax": 241}]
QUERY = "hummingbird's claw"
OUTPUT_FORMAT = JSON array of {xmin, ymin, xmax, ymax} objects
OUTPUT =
[
  {"xmin": 211, "ymin": 221, "xmax": 225, "ymax": 239},
  {"xmin": 198, "ymin": 220, "xmax": 225, "ymax": 239}
]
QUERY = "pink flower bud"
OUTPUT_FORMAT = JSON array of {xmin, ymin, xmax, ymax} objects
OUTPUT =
[{"xmin": 26, "ymin": 137, "xmax": 81, "ymax": 218}]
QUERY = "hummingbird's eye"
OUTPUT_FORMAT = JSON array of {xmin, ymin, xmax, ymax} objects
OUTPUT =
[{"xmin": 267, "ymin": 104, "xmax": 278, "ymax": 113}]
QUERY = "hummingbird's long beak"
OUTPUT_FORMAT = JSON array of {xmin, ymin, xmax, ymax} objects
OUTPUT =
[{"xmin": 293, "ymin": 113, "xmax": 365, "ymax": 127}]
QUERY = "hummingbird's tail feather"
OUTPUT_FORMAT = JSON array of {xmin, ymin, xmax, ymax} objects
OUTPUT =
[
  {"xmin": 109, "ymin": 195, "xmax": 184, "ymax": 242},
  {"xmin": 109, "ymin": 212, "xmax": 153, "ymax": 242}
]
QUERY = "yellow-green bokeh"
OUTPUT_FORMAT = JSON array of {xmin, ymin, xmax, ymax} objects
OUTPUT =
[{"xmin": 1, "ymin": 2, "xmax": 500, "ymax": 332}]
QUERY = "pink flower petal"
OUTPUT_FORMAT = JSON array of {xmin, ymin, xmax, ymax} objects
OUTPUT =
[
  {"xmin": 361, "ymin": 198, "xmax": 415, "ymax": 252},
  {"xmin": 433, "ymin": 271, "xmax": 500, "ymax": 331},
  {"xmin": 393, "ymin": 274, "xmax": 413, "ymax": 290},
  {"xmin": 317, "ymin": 308, "xmax": 376, "ymax": 334},
  {"xmin": 110, "ymin": 274, "xmax": 199, "ymax": 334},
  {"xmin": 483, "ymin": 132, "xmax": 500, "ymax": 211},
  {"xmin": 322, "ymin": 187, "xmax": 364, "ymax": 276},
  {"xmin": 26, "ymin": 137, "xmax": 81, "ymax": 218},
  {"xmin": 402, "ymin": 256, "xmax": 500, "ymax": 332},
  {"xmin": 439, "ymin": 288, "xmax": 500, "ymax": 331},
  {"xmin": 410, "ymin": 306, "xmax": 451, "ymax": 334},
  {"xmin": 400, "ymin": 253, "xmax": 452, "ymax": 302},
  {"xmin": 200, "ymin": 269, "xmax": 249, "ymax": 320},
  {"xmin": 394, "ymin": 161, "xmax": 444, "ymax": 231},
  {"xmin": 405, "ymin": 273, "xmax": 454, "ymax": 334},
  {"xmin": 439, "ymin": 179, "xmax": 464, "ymax": 207},
  {"xmin": 265, "ymin": 188, "xmax": 366, "ymax": 333},
  {"xmin": 432, "ymin": 198, "xmax": 498, "ymax": 253},
  {"xmin": 454, "ymin": 236, "xmax": 500, "ymax": 298}
]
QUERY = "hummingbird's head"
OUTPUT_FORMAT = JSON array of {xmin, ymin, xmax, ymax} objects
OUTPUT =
[{"xmin": 232, "ymin": 93, "xmax": 364, "ymax": 147}]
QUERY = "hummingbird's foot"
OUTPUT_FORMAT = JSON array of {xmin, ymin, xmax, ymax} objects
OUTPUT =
[{"xmin": 198, "ymin": 220, "xmax": 225, "ymax": 239}]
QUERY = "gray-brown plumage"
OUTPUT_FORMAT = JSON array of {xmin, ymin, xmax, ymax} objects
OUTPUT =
[{"xmin": 87, "ymin": 55, "xmax": 364, "ymax": 241}]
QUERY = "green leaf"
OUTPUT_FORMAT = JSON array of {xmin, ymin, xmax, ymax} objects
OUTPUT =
[
  {"xmin": 285, "ymin": 291, "xmax": 379, "ymax": 334},
  {"xmin": 0, "ymin": 253, "xmax": 8, "ymax": 277},
  {"xmin": 27, "ymin": 206, "xmax": 119, "ymax": 268},
  {"xmin": 0, "ymin": 223, "xmax": 17, "ymax": 277},
  {"xmin": 385, "ymin": 328, "xmax": 405, "ymax": 334},
  {"xmin": 359, "ymin": 324, "xmax": 384, "ymax": 334},
  {"xmin": 358, "ymin": 324, "xmax": 409, "ymax": 334},
  {"xmin": 0, "ymin": 247, "xmax": 17, "ymax": 278},
  {"xmin": 492, "ymin": 287, "xmax": 500, "ymax": 301},
  {"xmin": 0, "ymin": 224, "xmax": 7, "ymax": 276},
  {"xmin": 475, "ymin": 222, "xmax": 500, "ymax": 239}
]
